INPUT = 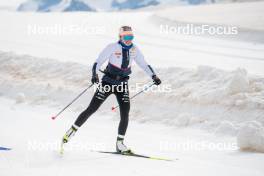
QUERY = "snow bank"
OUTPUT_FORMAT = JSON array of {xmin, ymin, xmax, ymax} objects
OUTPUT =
[
  {"xmin": 1, "ymin": 50, "xmax": 264, "ymax": 111},
  {"xmin": 15, "ymin": 92, "xmax": 26, "ymax": 104},
  {"xmin": 214, "ymin": 121, "xmax": 239, "ymax": 136},
  {"xmin": 237, "ymin": 121, "xmax": 264, "ymax": 153},
  {"xmin": 1, "ymin": 51, "xmax": 264, "ymax": 107},
  {"xmin": 1, "ymin": 51, "xmax": 264, "ymax": 146},
  {"xmin": 159, "ymin": 65, "xmax": 264, "ymax": 109}
]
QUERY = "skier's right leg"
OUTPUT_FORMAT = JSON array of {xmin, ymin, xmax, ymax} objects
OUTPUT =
[{"xmin": 62, "ymin": 83, "xmax": 111, "ymax": 144}]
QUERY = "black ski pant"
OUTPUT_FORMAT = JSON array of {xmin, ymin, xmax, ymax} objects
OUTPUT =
[{"xmin": 74, "ymin": 81, "xmax": 130, "ymax": 136}]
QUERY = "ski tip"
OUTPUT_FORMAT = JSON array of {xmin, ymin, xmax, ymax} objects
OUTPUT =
[
  {"xmin": 59, "ymin": 149, "xmax": 64, "ymax": 155},
  {"xmin": 150, "ymin": 156, "xmax": 176, "ymax": 162},
  {"xmin": 59, "ymin": 142, "xmax": 64, "ymax": 155},
  {"xmin": 0, "ymin": 147, "xmax": 12, "ymax": 151}
]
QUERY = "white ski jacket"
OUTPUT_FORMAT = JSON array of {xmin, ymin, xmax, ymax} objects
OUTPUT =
[{"xmin": 94, "ymin": 42, "xmax": 155, "ymax": 77}]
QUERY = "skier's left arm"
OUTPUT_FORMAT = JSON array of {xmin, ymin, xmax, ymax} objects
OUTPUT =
[{"xmin": 134, "ymin": 47, "xmax": 161, "ymax": 85}]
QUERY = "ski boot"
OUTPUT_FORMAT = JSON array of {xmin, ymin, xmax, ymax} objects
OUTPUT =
[
  {"xmin": 116, "ymin": 135, "xmax": 132, "ymax": 154},
  {"xmin": 60, "ymin": 125, "xmax": 78, "ymax": 154}
]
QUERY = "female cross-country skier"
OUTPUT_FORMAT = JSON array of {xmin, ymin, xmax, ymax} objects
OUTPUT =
[{"xmin": 62, "ymin": 26, "xmax": 161, "ymax": 153}]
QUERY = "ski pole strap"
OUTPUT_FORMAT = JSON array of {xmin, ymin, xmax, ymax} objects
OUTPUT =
[
  {"xmin": 99, "ymin": 69, "xmax": 106, "ymax": 74},
  {"xmin": 147, "ymin": 65, "xmax": 156, "ymax": 75},
  {"xmin": 92, "ymin": 63, "xmax": 97, "ymax": 76}
]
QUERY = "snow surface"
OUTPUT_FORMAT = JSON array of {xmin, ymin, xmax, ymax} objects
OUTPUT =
[
  {"xmin": 155, "ymin": 1, "xmax": 264, "ymax": 31},
  {"xmin": 0, "ymin": 12, "xmax": 264, "ymax": 74},
  {"xmin": 1, "ymin": 97, "xmax": 264, "ymax": 176}
]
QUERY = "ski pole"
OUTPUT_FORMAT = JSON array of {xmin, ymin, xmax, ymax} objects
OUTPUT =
[
  {"xmin": 51, "ymin": 84, "xmax": 94, "ymax": 120},
  {"xmin": 111, "ymin": 83, "xmax": 155, "ymax": 111}
]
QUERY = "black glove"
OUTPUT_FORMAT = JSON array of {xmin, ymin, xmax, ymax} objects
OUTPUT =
[
  {"xmin": 152, "ymin": 75, "xmax": 161, "ymax": 85},
  {"xmin": 91, "ymin": 74, "xmax": 99, "ymax": 84}
]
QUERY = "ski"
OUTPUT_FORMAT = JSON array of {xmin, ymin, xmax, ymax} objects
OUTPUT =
[
  {"xmin": 0, "ymin": 147, "xmax": 11, "ymax": 151},
  {"xmin": 59, "ymin": 142, "xmax": 64, "ymax": 155},
  {"xmin": 93, "ymin": 150, "xmax": 177, "ymax": 162}
]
